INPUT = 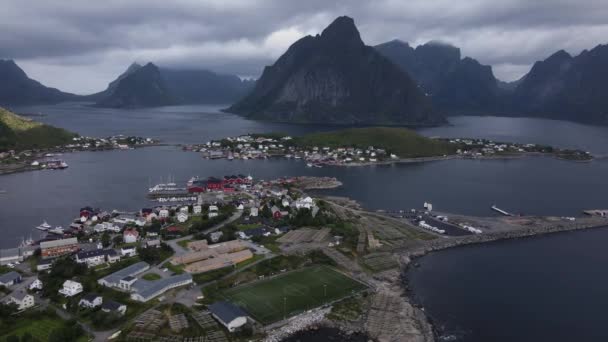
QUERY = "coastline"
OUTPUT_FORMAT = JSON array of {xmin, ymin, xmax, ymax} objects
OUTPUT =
[
  {"xmin": 396, "ymin": 217, "xmax": 608, "ymax": 341},
  {"xmin": 0, "ymin": 143, "xmax": 166, "ymax": 176}
]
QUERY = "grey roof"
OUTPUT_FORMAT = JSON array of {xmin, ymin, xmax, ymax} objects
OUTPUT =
[
  {"xmin": 132, "ymin": 273, "xmax": 192, "ymax": 300},
  {"xmin": 11, "ymin": 290, "xmax": 29, "ymax": 301},
  {"xmin": 99, "ymin": 261, "xmax": 150, "ymax": 285},
  {"xmin": 40, "ymin": 238, "xmax": 78, "ymax": 249},
  {"xmin": 81, "ymin": 293, "xmax": 102, "ymax": 302},
  {"xmin": 0, "ymin": 271, "xmax": 21, "ymax": 284},
  {"xmin": 76, "ymin": 249, "xmax": 115, "ymax": 259},
  {"xmin": 122, "ymin": 276, "xmax": 136, "ymax": 282},
  {"xmin": 209, "ymin": 301, "xmax": 248, "ymax": 323},
  {"xmin": 102, "ymin": 300, "xmax": 125, "ymax": 311}
]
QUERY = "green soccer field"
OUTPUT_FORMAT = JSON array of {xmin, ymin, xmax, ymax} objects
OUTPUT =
[{"xmin": 221, "ymin": 265, "xmax": 367, "ymax": 324}]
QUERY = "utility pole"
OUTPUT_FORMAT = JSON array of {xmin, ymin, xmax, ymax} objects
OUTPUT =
[{"xmin": 283, "ymin": 297, "xmax": 287, "ymax": 320}]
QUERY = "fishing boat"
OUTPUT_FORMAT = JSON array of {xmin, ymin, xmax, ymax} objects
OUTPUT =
[{"xmin": 36, "ymin": 221, "xmax": 52, "ymax": 231}]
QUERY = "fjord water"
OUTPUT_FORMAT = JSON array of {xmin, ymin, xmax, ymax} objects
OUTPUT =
[
  {"xmin": 2, "ymin": 104, "xmax": 608, "ymax": 341},
  {"xmin": 406, "ymin": 228, "xmax": 608, "ymax": 342},
  {"xmin": 2, "ymin": 103, "xmax": 608, "ymax": 248}
]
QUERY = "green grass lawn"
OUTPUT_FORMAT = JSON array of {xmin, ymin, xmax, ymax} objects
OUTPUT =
[
  {"xmin": 221, "ymin": 265, "xmax": 367, "ymax": 324},
  {"xmin": 142, "ymin": 272, "xmax": 162, "ymax": 280},
  {"xmin": 1, "ymin": 318, "xmax": 63, "ymax": 341}
]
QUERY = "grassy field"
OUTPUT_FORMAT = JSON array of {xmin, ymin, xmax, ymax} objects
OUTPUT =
[
  {"xmin": 294, "ymin": 127, "xmax": 456, "ymax": 158},
  {"xmin": 1, "ymin": 318, "xmax": 63, "ymax": 341},
  {"xmin": 221, "ymin": 265, "xmax": 367, "ymax": 324}
]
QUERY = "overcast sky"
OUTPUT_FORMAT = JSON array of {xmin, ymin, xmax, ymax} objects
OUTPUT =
[{"xmin": 2, "ymin": 0, "xmax": 608, "ymax": 94}]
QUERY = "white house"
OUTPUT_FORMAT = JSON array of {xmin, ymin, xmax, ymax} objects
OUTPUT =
[
  {"xmin": 123, "ymin": 229, "xmax": 139, "ymax": 244},
  {"xmin": 120, "ymin": 246, "xmax": 137, "ymax": 257},
  {"xmin": 102, "ymin": 300, "xmax": 127, "ymax": 316},
  {"xmin": 208, "ymin": 301, "xmax": 249, "ymax": 332},
  {"xmin": 249, "ymin": 207, "xmax": 259, "ymax": 217},
  {"xmin": 193, "ymin": 205, "xmax": 202, "ymax": 214},
  {"xmin": 75, "ymin": 249, "xmax": 118, "ymax": 267},
  {"xmin": 8, "ymin": 291, "xmax": 35, "ymax": 310},
  {"xmin": 79, "ymin": 293, "xmax": 103, "ymax": 308},
  {"xmin": 281, "ymin": 198, "xmax": 290, "ymax": 207},
  {"xmin": 59, "ymin": 280, "xmax": 83, "ymax": 297},
  {"xmin": 208, "ymin": 205, "xmax": 219, "ymax": 218},
  {"xmin": 36, "ymin": 259, "xmax": 53, "ymax": 272},
  {"xmin": 294, "ymin": 196, "xmax": 314, "ymax": 210},
  {"xmin": 159, "ymin": 209, "xmax": 170, "ymax": 218},
  {"xmin": 180, "ymin": 206, "xmax": 189, "ymax": 214},
  {"xmin": 236, "ymin": 204, "xmax": 244, "ymax": 211},
  {"xmin": 94, "ymin": 222, "xmax": 120, "ymax": 233},
  {"xmin": 29, "ymin": 278, "xmax": 43, "ymax": 291},
  {"xmin": 177, "ymin": 212, "xmax": 189, "ymax": 223}
]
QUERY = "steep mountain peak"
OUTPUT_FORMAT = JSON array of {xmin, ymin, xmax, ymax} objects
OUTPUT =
[
  {"xmin": 0, "ymin": 59, "xmax": 28, "ymax": 78},
  {"xmin": 126, "ymin": 62, "xmax": 142, "ymax": 73},
  {"xmin": 416, "ymin": 41, "xmax": 461, "ymax": 61},
  {"xmin": 320, "ymin": 16, "xmax": 363, "ymax": 47},
  {"xmin": 383, "ymin": 39, "xmax": 411, "ymax": 48},
  {"xmin": 547, "ymin": 49, "xmax": 572, "ymax": 62},
  {"xmin": 228, "ymin": 15, "xmax": 442, "ymax": 126}
]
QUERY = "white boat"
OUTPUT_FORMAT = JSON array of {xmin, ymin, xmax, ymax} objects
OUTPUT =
[
  {"xmin": 36, "ymin": 221, "xmax": 52, "ymax": 231},
  {"xmin": 48, "ymin": 226, "xmax": 65, "ymax": 235},
  {"xmin": 19, "ymin": 235, "xmax": 34, "ymax": 247},
  {"xmin": 306, "ymin": 163, "xmax": 313, "ymax": 167}
]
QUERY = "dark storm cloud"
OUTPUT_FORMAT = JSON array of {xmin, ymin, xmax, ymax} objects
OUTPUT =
[{"xmin": 2, "ymin": 0, "xmax": 607, "ymax": 93}]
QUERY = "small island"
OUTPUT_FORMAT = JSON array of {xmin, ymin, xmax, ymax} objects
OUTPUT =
[{"xmin": 181, "ymin": 127, "xmax": 593, "ymax": 166}]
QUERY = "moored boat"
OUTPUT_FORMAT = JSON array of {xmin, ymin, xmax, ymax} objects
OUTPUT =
[{"xmin": 36, "ymin": 221, "xmax": 52, "ymax": 231}]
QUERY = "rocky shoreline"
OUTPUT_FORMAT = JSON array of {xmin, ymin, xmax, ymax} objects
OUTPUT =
[{"xmin": 396, "ymin": 217, "xmax": 608, "ymax": 341}]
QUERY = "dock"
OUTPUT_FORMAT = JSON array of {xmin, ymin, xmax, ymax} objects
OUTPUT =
[
  {"xmin": 583, "ymin": 209, "xmax": 608, "ymax": 217},
  {"xmin": 491, "ymin": 205, "xmax": 513, "ymax": 216}
]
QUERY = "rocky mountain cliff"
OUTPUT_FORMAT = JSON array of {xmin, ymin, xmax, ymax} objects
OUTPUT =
[
  {"xmin": 511, "ymin": 45, "xmax": 608, "ymax": 124},
  {"xmin": 94, "ymin": 63, "xmax": 253, "ymax": 108},
  {"xmin": 227, "ymin": 16, "xmax": 443, "ymax": 126},
  {"xmin": 0, "ymin": 60, "xmax": 77, "ymax": 105},
  {"xmin": 95, "ymin": 62, "xmax": 175, "ymax": 108},
  {"xmin": 161, "ymin": 68, "xmax": 254, "ymax": 104},
  {"xmin": 375, "ymin": 40, "xmax": 504, "ymax": 114}
]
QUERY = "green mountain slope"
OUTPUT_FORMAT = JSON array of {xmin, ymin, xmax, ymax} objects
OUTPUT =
[
  {"xmin": 294, "ymin": 127, "xmax": 455, "ymax": 158},
  {"xmin": 0, "ymin": 107, "xmax": 76, "ymax": 151}
]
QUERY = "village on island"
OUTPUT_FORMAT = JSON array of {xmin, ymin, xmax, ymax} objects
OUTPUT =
[
  {"xmin": 2, "ymin": 168, "xmax": 608, "ymax": 342},
  {"xmin": 181, "ymin": 130, "xmax": 593, "ymax": 168}
]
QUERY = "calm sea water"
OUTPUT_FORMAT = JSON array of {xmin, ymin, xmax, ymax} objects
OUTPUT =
[
  {"xmin": 2, "ymin": 103, "xmax": 608, "ymax": 247},
  {"xmin": 406, "ymin": 228, "xmax": 608, "ymax": 342},
  {"xmin": 2, "ymin": 103, "xmax": 608, "ymax": 340}
]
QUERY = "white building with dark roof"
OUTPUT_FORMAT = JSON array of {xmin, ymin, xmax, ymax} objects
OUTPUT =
[
  {"xmin": 59, "ymin": 280, "xmax": 83, "ymax": 297},
  {"xmin": 102, "ymin": 300, "xmax": 127, "ymax": 316},
  {"xmin": 130, "ymin": 273, "xmax": 193, "ymax": 302},
  {"xmin": 79, "ymin": 293, "xmax": 103, "ymax": 308},
  {"xmin": 75, "ymin": 249, "xmax": 119, "ymax": 267},
  {"xmin": 208, "ymin": 301, "xmax": 249, "ymax": 332},
  {"xmin": 98, "ymin": 261, "xmax": 150, "ymax": 289},
  {"xmin": 7, "ymin": 291, "xmax": 35, "ymax": 310},
  {"xmin": 0, "ymin": 271, "xmax": 21, "ymax": 287}
]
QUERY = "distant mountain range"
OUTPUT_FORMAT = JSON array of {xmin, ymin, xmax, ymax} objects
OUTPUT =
[
  {"xmin": 375, "ymin": 40, "xmax": 507, "ymax": 114},
  {"xmin": 2, "ymin": 16, "xmax": 608, "ymax": 125},
  {"xmin": 375, "ymin": 39, "xmax": 608, "ymax": 124},
  {"xmin": 0, "ymin": 59, "xmax": 253, "ymax": 109},
  {"xmin": 227, "ymin": 16, "xmax": 442, "ymax": 126},
  {"xmin": 0, "ymin": 60, "xmax": 77, "ymax": 105},
  {"xmin": 93, "ymin": 62, "xmax": 254, "ymax": 108}
]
